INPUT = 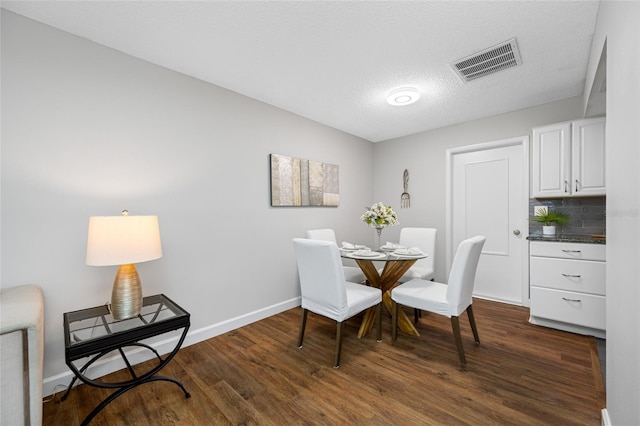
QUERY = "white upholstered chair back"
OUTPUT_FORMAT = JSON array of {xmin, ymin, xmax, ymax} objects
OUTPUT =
[
  {"xmin": 293, "ymin": 238, "xmax": 349, "ymax": 321},
  {"xmin": 398, "ymin": 227, "xmax": 437, "ymax": 281},
  {"xmin": 306, "ymin": 228, "xmax": 338, "ymax": 243},
  {"xmin": 446, "ymin": 236, "xmax": 486, "ymax": 316},
  {"xmin": 305, "ymin": 228, "xmax": 365, "ymax": 284}
]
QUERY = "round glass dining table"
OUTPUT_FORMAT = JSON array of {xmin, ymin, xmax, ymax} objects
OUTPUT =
[{"xmin": 341, "ymin": 250, "xmax": 427, "ymax": 338}]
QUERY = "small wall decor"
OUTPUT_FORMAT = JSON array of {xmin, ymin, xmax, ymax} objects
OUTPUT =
[
  {"xmin": 270, "ymin": 154, "xmax": 339, "ymax": 207},
  {"xmin": 401, "ymin": 169, "xmax": 411, "ymax": 208}
]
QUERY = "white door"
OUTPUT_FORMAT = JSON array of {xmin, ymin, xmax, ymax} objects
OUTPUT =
[{"xmin": 447, "ymin": 137, "xmax": 529, "ymax": 305}]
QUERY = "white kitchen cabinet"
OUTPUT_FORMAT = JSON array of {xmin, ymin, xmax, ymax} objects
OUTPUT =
[
  {"xmin": 529, "ymin": 241, "xmax": 606, "ymax": 338},
  {"xmin": 532, "ymin": 117, "xmax": 606, "ymax": 198},
  {"xmin": 572, "ymin": 118, "xmax": 606, "ymax": 196}
]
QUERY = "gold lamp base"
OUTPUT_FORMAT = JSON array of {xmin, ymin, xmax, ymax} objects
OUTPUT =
[{"xmin": 110, "ymin": 264, "xmax": 143, "ymax": 320}]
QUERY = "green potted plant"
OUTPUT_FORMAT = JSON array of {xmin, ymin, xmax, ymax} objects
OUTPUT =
[{"xmin": 529, "ymin": 208, "xmax": 570, "ymax": 236}]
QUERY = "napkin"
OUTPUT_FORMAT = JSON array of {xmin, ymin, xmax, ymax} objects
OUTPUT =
[
  {"xmin": 381, "ymin": 242, "xmax": 405, "ymax": 250},
  {"xmin": 353, "ymin": 249, "xmax": 377, "ymax": 256},
  {"xmin": 394, "ymin": 247, "xmax": 424, "ymax": 256},
  {"xmin": 342, "ymin": 242, "xmax": 367, "ymax": 250}
]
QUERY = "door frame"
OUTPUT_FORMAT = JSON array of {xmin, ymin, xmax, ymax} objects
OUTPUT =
[{"xmin": 446, "ymin": 135, "xmax": 530, "ymax": 306}]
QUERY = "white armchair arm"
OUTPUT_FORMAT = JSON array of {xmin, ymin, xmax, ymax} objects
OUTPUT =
[{"xmin": 1, "ymin": 284, "xmax": 44, "ymax": 426}]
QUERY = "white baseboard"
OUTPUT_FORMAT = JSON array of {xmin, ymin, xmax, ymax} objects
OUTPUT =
[
  {"xmin": 472, "ymin": 294, "xmax": 524, "ymax": 306},
  {"xmin": 601, "ymin": 408, "xmax": 611, "ymax": 426},
  {"xmin": 43, "ymin": 297, "xmax": 301, "ymax": 397},
  {"xmin": 529, "ymin": 315, "xmax": 606, "ymax": 339}
]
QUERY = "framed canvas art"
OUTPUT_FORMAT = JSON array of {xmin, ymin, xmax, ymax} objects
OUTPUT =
[{"xmin": 270, "ymin": 154, "xmax": 339, "ymax": 207}]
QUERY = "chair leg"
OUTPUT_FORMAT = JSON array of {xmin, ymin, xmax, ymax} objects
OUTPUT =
[
  {"xmin": 450, "ymin": 316, "xmax": 467, "ymax": 365},
  {"xmin": 297, "ymin": 308, "xmax": 308, "ymax": 348},
  {"xmin": 466, "ymin": 304, "xmax": 480, "ymax": 344},
  {"xmin": 391, "ymin": 301, "xmax": 398, "ymax": 343},
  {"xmin": 376, "ymin": 303, "xmax": 382, "ymax": 343},
  {"xmin": 334, "ymin": 321, "xmax": 344, "ymax": 368}
]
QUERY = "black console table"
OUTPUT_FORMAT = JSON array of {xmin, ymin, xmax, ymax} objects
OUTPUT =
[{"xmin": 62, "ymin": 294, "xmax": 190, "ymax": 425}]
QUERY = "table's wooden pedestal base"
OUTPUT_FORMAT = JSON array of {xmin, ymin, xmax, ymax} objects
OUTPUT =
[
  {"xmin": 352, "ymin": 257, "xmax": 420, "ymax": 338},
  {"xmin": 357, "ymin": 291, "xmax": 418, "ymax": 338}
]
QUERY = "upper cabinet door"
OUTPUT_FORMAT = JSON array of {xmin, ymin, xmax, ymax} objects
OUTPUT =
[
  {"xmin": 532, "ymin": 122, "xmax": 571, "ymax": 197},
  {"xmin": 532, "ymin": 117, "xmax": 606, "ymax": 198},
  {"xmin": 572, "ymin": 117, "xmax": 606, "ymax": 196}
]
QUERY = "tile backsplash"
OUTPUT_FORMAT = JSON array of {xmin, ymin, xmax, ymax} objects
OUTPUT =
[{"xmin": 529, "ymin": 196, "xmax": 606, "ymax": 236}]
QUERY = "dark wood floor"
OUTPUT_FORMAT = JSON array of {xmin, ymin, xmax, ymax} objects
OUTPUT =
[{"xmin": 43, "ymin": 298, "xmax": 605, "ymax": 425}]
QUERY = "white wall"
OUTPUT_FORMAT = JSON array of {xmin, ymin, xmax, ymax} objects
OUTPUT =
[
  {"xmin": 587, "ymin": 2, "xmax": 640, "ymax": 424},
  {"xmin": 372, "ymin": 97, "xmax": 584, "ymax": 282},
  {"xmin": 1, "ymin": 10, "xmax": 375, "ymax": 392}
]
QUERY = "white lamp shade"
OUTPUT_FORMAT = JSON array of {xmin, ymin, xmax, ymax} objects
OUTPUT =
[{"xmin": 86, "ymin": 215, "xmax": 162, "ymax": 266}]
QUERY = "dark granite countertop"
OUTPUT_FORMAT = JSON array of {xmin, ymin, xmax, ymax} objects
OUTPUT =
[{"xmin": 527, "ymin": 234, "xmax": 606, "ymax": 244}]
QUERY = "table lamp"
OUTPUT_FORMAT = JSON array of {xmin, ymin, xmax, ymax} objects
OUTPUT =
[{"xmin": 86, "ymin": 211, "xmax": 162, "ymax": 320}]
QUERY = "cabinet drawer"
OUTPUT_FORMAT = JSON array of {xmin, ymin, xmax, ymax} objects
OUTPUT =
[
  {"xmin": 530, "ymin": 287, "xmax": 605, "ymax": 330},
  {"xmin": 530, "ymin": 257, "xmax": 605, "ymax": 295},
  {"xmin": 530, "ymin": 241, "xmax": 605, "ymax": 261}
]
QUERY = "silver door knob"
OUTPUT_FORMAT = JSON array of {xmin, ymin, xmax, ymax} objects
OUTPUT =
[{"xmin": 513, "ymin": 229, "xmax": 521, "ymax": 236}]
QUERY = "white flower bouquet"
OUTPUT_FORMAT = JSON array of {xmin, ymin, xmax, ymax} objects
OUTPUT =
[{"xmin": 361, "ymin": 202, "xmax": 399, "ymax": 228}]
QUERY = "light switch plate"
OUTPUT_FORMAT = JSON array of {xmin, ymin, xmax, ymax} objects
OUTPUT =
[{"xmin": 534, "ymin": 206, "xmax": 548, "ymax": 216}]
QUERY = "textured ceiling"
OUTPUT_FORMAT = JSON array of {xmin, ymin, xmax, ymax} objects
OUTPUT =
[{"xmin": 1, "ymin": 1, "xmax": 600, "ymax": 142}]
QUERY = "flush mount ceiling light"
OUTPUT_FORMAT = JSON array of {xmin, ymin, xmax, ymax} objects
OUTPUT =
[{"xmin": 387, "ymin": 87, "xmax": 420, "ymax": 106}]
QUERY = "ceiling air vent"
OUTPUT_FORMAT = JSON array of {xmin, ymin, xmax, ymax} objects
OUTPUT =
[{"xmin": 450, "ymin": 38, "xmax": 522, "ymax": 83}]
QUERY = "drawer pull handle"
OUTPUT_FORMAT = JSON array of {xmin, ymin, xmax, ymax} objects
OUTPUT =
[
  {"xmin": 562, "ymin": 297, "xmax": 582, "ymax": 303},
  {"xmin": 562, "ymin": 250, "xmax": 582, "ymax": 253},
  {"xmin": 562, "ymin": 274, "xmax": 581, "ymax": 278}
]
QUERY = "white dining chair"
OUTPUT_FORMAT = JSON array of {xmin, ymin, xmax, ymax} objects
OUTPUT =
[
  {"xmin": 293, "ymin": 238, "xmax": 382, "ymax": 368},
  {"xmin": 381, "ymin": 227, "xmax": 437, "ymax": 323},
  {"xmin": 391, "ymin": 236, "xmax": 486, "ymax": 365},
  {"xmin": 397, "ymin": 227, "xmax": 437, "ymax": 282},
  {"xmin": 306, "ymin": 228, "xmax": 366, "ymax": 284}
]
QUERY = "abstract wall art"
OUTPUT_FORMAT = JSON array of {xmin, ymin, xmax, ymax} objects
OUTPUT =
[{"xmin": 270, "ymin": 153, "xmax": 339, "ymax": 207}]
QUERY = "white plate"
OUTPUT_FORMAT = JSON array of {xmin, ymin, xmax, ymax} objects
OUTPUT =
[
  {"xmin": 392, "ymin": 253, "xmax": 424, "ymax": 258},
  {"xmin": 341, "ymin": 245, "xmax": 368, "ymax": 251},
  {"xmin": 380, "ymin": 245, "xmax": 405, "ymax": 251},
  {"xmin": 347, "ymin": 252, "xmax": 386, "ymax": 259},
  {"xmin": 393, "ymin": 250, "xmax": 425, "ymax": 257}
]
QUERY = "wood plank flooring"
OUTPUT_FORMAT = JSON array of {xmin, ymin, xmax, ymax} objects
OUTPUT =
[{"xmin": 43, "ymin": 298, "xmax": 605, "ymax": 425}]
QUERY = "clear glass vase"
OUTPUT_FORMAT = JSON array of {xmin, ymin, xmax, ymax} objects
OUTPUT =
[{"xmin": 375, "ymin": 226, "xmax": 384, "ymax": 251}]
